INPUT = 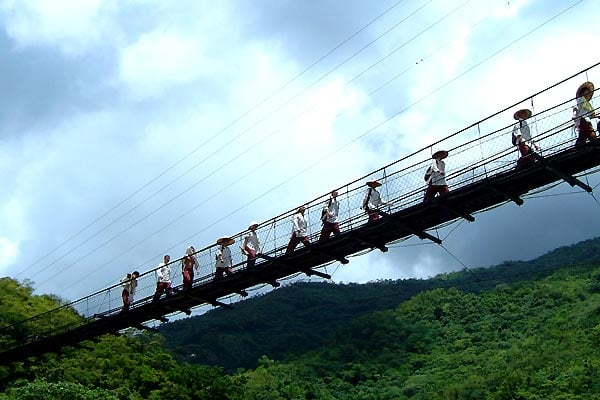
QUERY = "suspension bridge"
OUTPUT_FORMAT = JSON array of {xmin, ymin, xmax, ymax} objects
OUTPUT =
[{"xmin": 1, "ymin": 62, "xmax": 600, "ymax": 365}]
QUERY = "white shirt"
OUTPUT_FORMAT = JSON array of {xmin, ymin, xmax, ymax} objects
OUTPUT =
[
  {"xmin": 512, "ymin": 119, "xmax": 531, "ymax": 142},
  {"xmin": 215, "ymin": 246, "xmax": 233, "ymax": 268},
  {"xmin": 155, "ymin": 263, "xmax": 171, "ymax": 283},
  {"xmin": 120, "ymin": 275, "xmax": 137, "ymax": 295},
  {"xmin": 428, "ymin": 159, "xmax": 447, "ymax": 186},
  {"xmin": 244, "ymin": 231, "xmax": 260, "ymax": 252},
  {"xmin": 362, "ymin": 188, "xmax": 385, "ymax": 210},
  {"xmin": 324, "ymin": 198, "xmax": 339, "ymax": 223},
  {"xmin": 291, "ymin": 212, "xmax": 308, "ymax": 237},
  {"xmin": 576, "ymin": 96, "xmax": 595, "ymax": 122}
]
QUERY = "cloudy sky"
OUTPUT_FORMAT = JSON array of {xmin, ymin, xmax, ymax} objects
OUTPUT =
[{"xmin": 0, "ymin": 0, "xmax": 599, "ymax": 304}]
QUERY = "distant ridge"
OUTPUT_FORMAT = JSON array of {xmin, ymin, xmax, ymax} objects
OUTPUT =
[{"xmin": 159, "ymin": 236, "xmax": 600, "ymax": 371}]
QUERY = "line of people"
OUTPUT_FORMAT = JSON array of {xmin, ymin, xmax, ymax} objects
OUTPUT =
[
  {"xmin": 117, "ymin": 221, "xmax": 264, "ymax": 308},
  {"xmin": 122, "ymin": 81, "xmax": 597, "ymax": 309},
  {"xmin": 512, "ymin": 81, "xmax": 597, "ymax": 168},
  {"xmin": 122, "ymin": 166, "xmax": 449, "ymax": 308}
]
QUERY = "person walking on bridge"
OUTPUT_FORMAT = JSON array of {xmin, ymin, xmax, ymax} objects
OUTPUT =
[
  {"xmin": 214, "ymin": 237, "xmax": 235, "ymax": 279},
  {"xmin": 423, "ymin": 150, "xmax": 449, "ymax": 202},
  {"xmin": 574, "ymin": 81, "xmax": 597, "ymax": 146},
  {"xmin": 285, "ymin": 206, "xmax": 310, "ymax": 254},
  {"xmin": 120, "ymin": 270, "xmax": 139, "ymax": 312},
  {"xmin": 152, "ymin": 255, "xmax": 173, "ymax": 302},
  {"xmin": 511, "ymin": 109, "xmax": 538, "ymax": 168},
  {"xmin": 362, "ymin": 180, "xmax": 386, "ymax": 221},
  {"xmin": 243, "ymin": 222, "xmax": 261, "ymax": 269},
  {"xmin": 319, "ymin": 190, "xmax": 341, "ymax": 241},
  {"xmin": 181, "ymin": 245, "xmax": 199, "ymax": 291}
]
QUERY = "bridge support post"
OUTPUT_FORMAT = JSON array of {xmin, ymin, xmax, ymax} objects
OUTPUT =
[
  {"xmin": 261, "ymin": 251, "xmax": 332, "ymax": 279},
  {"xmin": 312, "ymin": 248, "xmax": 349, "ymax": 264},
  {"xmin": 348, "ymin": 233, "xmax": 388, "ymax": 252},
  {"xmin": 303, "ymin": 269, "xmax": 331, "ymax": 279},
  {"xmin": 406, "ymin": 226, "xmax": 442, "ymax": 244},
  {"xmin": 534, "ymin": 153, "xmax": 592, "ymax": 192},
  {"xmin": 487, "ymin": 184, "xmax": 524, "ymax": 206},
  {"xmin": 380, "ymin": 210, "xmax": 442, "ymax": 245},
  {"xmin": 433, "ymin": 199, "xmax": 475, "ymax": 222},
  {"xmin": 186, "ymin": 295, "xmax": 234, "ymax": 310},
  {"xmin": 135, "ymin": 324, "xmax": 159, "ymax": 333},
  {"xmin": 163, "ymin": 305, "xmax": 192, "ymax": 316}
]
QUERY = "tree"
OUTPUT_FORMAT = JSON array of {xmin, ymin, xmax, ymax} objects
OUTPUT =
[{"xmin": 0, "ymin": 380, "xmax": 118, "ymax": 400}]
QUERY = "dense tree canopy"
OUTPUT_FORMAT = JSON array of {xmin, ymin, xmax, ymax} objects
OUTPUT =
[
  {"xmin": 0, "ymin": 380, "xmax": 118, "ymax": 400},
  {"xmin": 0, "ymin": 278, "xmax": 83, "ymax": 349},
  {"xmin": 237, "ymin": 265, "xmax": 600, "ymax": 399},
  {"xmin": 160, "ymin": 237, "xmax": 600, "ymax": 372},
  {"xmin": 0, "ymin": 237, "xmax": 599, "ymax": 399}
]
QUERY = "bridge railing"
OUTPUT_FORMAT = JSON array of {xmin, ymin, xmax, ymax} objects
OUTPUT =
[{"xmin": 2, "ymin": 62, "xmax": 599, "ymax": 351}]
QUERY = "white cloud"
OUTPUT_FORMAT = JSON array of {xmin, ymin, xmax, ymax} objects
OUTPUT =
[
  {"xmin": 1, "ymin": 0, "xmax": 599, "ymax": 302},
  {"xmin": 0, "ymin": 237, "xmax": 18, "ymax": 271},
  {"xmin": 287, "ymin": 78, "xmax": 365, "ymax": 149},
  {"xmin": 440, "ymin": 25, "xmax": 470, "ymax": 75},
  {"xmin": 492, "ymin": 0, "xmax": 530, "ymax": 19},
  {"xmin": 0, "ymin": 196, "xmax": 24, "ymax": 264},
  {"xmin": 118, "ymin": 28, "xmax": 217, "ymax": 99},
  {"xmin": 0, "ymin": 0, "xmax": 116, "ymax": 55}
]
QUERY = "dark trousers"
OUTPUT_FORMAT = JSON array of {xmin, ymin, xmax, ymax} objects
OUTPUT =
[
  {"xmin": 516, "ymin": 143, "xmax": 536, "ymax": 169},
  {"xmin": 214, "ymin": 266, "xmax": 232, "ymax": 280},
  {"xmin": 285, "ymin": 233, "xmax": 310, "ymax": 254},
  {"xmin": 319, "ymin": 221, "xmax": 340, "ymax": 241},
  {"xmin": 182, "ymin": 268, "xmax": 194, "ymax": 291},
  {"xmin": 152, "ymin": 282, "xmax": 172, "ymax": 302},
  {"xmin": 366, "ymin": 209, "xmax": 380, "ymax": 221},
  {"xmin": 423, "ymin": 184, "xmax": 449, "ymax": 202},
  {"xmin": 576, "ymin": 119, "xmax": 596, "ymax": 145},
  {"xmin": 245, "ymin": 247, "xmax": 257, "ymax": 269},
  {"xmin": 121, "ymin": 289, "xmax": 131, "ymax": 312}
]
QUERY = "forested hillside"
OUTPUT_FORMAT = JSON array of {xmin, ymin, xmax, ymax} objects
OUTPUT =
[
  {"xmin": 0, "ymin": 278, "xmax": 242, "ymax": 399},
  {"xmin": 0, "ymin": 237, "xmax": 599, "ymax": 399},
  {"xmin": 160, "ymin": 237, "xmax": 600, "ymax": 371},
  {"xmin": 237, "ymin": 264, "xmax": 600, "ymax": 399},
  {"xmin": 0, "ymin": 279, "xmax": 83, "ymax": 349}
]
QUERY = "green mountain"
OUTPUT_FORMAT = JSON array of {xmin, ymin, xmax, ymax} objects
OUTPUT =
[
  {"xmin": 238, "ymin": 263, "xmax": 600, "ymax": 399},
  {"xmin": 159, "ymin": 237, "xmax": 600, "ymax": 372},
  {"xmin": 2, "ymin": 236, "xmax": 600, "ymax": 399}
]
